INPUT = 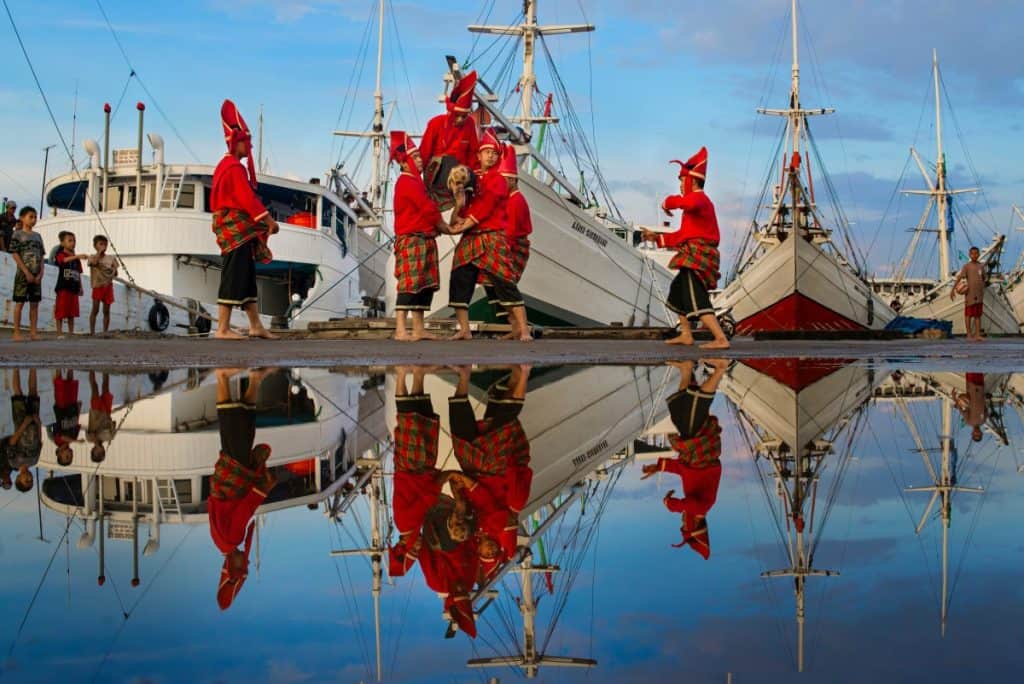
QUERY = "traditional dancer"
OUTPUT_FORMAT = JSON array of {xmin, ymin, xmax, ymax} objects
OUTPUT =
[
  {"xmin": 642, "ymin": 147, "xmax": 730, "ymax": 349},
  {"xmin": 211, "ymin": 100, "xmax": 279, "ymax": 340},
  {"xmin": 640, "ymin": 359, "xmax": 727, "ymax": 559},
  {"xmin": 481, "ymin": 144, "xmax": 533, "ymax": 338},
  {"xmin": 448, "ymin": 130, "xmax": 531, "ymax": 341},
  {"xmin": 208, "ymin": 368, "xmax": 276, "ymax": 610},
  {"xmin": 419, "ymin": 70, "xmax": 480, "ymax": 208},
  {"xmin": 390, "ymin": 132, "xmax": 448, "ymax": 341}
]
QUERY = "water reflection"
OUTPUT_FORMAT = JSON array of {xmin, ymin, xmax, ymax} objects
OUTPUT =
[{"xmin": 1, "ymin": 361, "xmax": 1023, "ymax": 681}]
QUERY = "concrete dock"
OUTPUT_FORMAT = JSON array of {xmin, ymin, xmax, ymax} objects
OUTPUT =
[{"xmin": 1, "ymin": 335, "xmax": 1022, "ymax": 371}]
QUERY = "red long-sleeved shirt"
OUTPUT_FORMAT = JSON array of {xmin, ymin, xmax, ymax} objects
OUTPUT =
[
  {"xmin": 393, "ymin": 172, "xmax": 441, "ymax": 237},
  {"xmin": 419, "ymin": 113, "xmax": 479, "ymax": 168},
  {"xmin": 657, "ymin": 457, "xmax": 721, "ymax": 517},
  {"xmin": 211, "ymin": 155, "xmax": 269, "ymax": 222},
  {"xmin": 463, "ymin": 168, "xmax": 508, "ymax": 231},
  {"xmin": 655, "ymin": 191, "xmax": 719, "ymax": 248},
  {"xmin": 505, "ymin": 190, "xmax": 532, "ymax": 240}
]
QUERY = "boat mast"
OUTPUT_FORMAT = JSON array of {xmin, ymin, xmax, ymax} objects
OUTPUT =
[
  {"xmin": 933, "ymin": 50, "xmax": 950, "ymax": 280},
  {"xmin": 467, "ymin": 0, "xmax": 593, "ymax": 136},
  {"xmin": 371, "ymin": 0, "xmax": 386, "ymax": 215},
  {"xmin": 789, "ymin": 0, "xmax": 801, "ymax": 159}
]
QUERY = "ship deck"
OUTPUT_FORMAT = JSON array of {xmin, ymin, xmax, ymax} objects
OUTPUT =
[{"xmin": 1, "ymin": 332, "xmax": 1022, "ymax": 371}]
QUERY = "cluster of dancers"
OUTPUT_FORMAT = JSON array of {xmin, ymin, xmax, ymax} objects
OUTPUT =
[{"xmin": 209, "ymin": 69, "xmax": 731, "ymax": 349}]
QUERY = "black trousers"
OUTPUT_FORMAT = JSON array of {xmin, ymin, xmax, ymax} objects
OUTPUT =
[
  {"xmin": 395, "ymin": 289, "xmax": 434, "ymax": 311},
  {"xmin": 396, "ymin": 395, "xmax": 436, "ymax": 419},
  {"xmin": 667, "ymin": 268, "xmax": 713, "ymax": 320},
  {"xmin": 217, "ymin": 405, "xmax": 258, "ymax": 468},
  {"xmin": 667, "ymin": 387, "xmax": 714, "ymax": 438},
  {"xmin": 218, "ymin": 240, "xmax": 258, "ymax": 307},
  {"xmin": 449, "ymin": 264, "xmax": 523, "ymax": 310}
]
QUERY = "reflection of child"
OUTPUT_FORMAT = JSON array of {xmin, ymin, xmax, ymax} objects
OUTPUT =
[
  {"xmin": 48, "ymin": 369, "xmax": 83, "ymax": 467},
  {"xmin": 1, "ymin": 438, "xmax": 13, "ymax": 490},
  {"xmin": 8, "ymin": 369, "xmax": 42, "ymax": 492},
  {"xmin": 86, "ymin": 371, "xmax": 115, "ymax": 463}
]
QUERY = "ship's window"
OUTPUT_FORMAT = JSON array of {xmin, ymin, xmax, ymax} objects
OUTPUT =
[
  {"xmin": 174, "ymin": 479, "xmax": 193, "ymax": 504},
  {"xmin": 321, "ymin": 199, "xmax": 333, "ymax": 231},
  {"xmin": 125, "ymin": 185, "xmax": 138, "ymax": 208},
  {"xmin": 334, "ymin": 211, "xmax": 349, "ymax": 257},
  {"xmin": 177, "ymin": 183, "xmax": 196, "ymax": 209},
  {"xmin": 106, "ymin": 185, "xmax": 124, "ymax": 211}
]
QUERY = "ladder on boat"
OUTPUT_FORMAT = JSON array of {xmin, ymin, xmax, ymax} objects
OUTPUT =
[
  {"xmin": 158, "ymin": 168, "xmax": 189, "ymax": 210},
  {"xmin": 155, "ymin": 478, "xmax": 183, "ymax": 522}
]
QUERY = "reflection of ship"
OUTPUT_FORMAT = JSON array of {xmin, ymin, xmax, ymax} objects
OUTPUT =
[
  {"xmin": 724, "ymin": 358, "xmax": 879, "ymax": 671},
  {"xmin": 715, "ymin": 0, "xmax": 895, "ymax": 334},
  {"xmin": 873, "ymin": 370, "xmax": 1009, "ymax": 634},
  {"xmin": 869, "ymin": 52, "xmax": 1017, "ymax": 335},
  {"xmin": 39, "ymin": 368, "xmax": 388, "ymax": 584}
]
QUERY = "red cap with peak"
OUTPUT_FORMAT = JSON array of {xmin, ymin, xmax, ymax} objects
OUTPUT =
[
  {"xmin": 389, "ymin": 130, "xmax": 418, "ymax": 165},
  {"xmin": 447, "ymin": 70, "xmax": 477, "ymax": 114},
  {"xmin": 221, "ymin": 99, "xmax": 258, "ymax": 189},
  {"xmin": 479, "ymin": 128, "xmax": 500, "ymax": 152},
  {"xmin": 670, "ymin": 146, "xmax": 708, "ymax": 194},
  {"xmin": 671, "ymin": 513, "xmax": 711, "ymax": 559},
  {"xmin": 497, "ymin": 143, "xmax": 518, "ymax": 177}
]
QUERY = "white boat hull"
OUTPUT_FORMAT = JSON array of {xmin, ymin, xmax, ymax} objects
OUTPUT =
[
  {"xmin": 716, "ymin": 234, "xmax": 896, "ymax": 333},
  {"xmin": 898, "ymin": 282, "xmax": 1020, "ymax": 335},
  {"xmin": 386, "ymin": 173, "xmax": 674, "ymax": 327}
]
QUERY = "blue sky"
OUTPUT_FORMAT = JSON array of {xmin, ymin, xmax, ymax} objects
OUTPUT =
[
  {"xmin": 2, "ymin": 0, "xmax": 1024, "ymax": 276},
  {"xmin": 2, "ymin": 363, "xmax": 1023, "ymax": 682}
]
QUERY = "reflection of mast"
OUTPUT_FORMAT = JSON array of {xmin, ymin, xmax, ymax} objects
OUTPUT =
[
  {"xmin": 328, "ymin": 454, "xmax": 388, "ymax": 682},
  {"xmin": 467, "ymin": 550, "xmax": 595, "ymax": 678},
  {"xmin": 758, "ymin": 438, "xmax": 837, "ymax": 673},
  {"xmin": 904, "ymin": 395, "xmax": 982, "ymax": 637}
]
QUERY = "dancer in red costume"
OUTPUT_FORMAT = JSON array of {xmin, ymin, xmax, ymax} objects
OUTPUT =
[
  {"xmin": 211, "ymin": 100, "xmax": 279, "ymax": 340},
  {"xmin": 642, "ymin": 147, "xmax": 730, "ymax": 349},
  {"xmin": 390, "ymin": 132, "xmax": 450, "ymax": 341},
  {"xmin": 641, "ymin": 359, "xmax": 728, "ymax": 558},
  {"xmin": 447, "ymin": 131, "xmax": 531, "ymax": 341},
  {"xmin": 420, "ymin": 70, "xmax": 480, "ymax": 208}
]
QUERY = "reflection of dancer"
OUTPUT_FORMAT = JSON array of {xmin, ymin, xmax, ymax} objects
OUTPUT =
[
  {"xmin": 954, "ymin": 372, "xmax": 987, "ymax": 443},
  {"xmin": 641, "ymin": 359, "xmax": 727, "ymax": 558},
  {"xmin": 48, "ymin": 369, "xmax": 82, "ymax": 467},
  {"xmin": 209, "ymin": 368, "xmax": 276, "ymax": 610},
  {"xmin": 389, "ymin": 366, "xmax": 444, "ymax": 577},
  {"xmin": 449, "ymin": 366, "xmax": 532, "ymax": 581}
]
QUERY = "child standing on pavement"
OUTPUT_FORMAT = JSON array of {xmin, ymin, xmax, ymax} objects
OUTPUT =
[
  {"xmin": 9, "ymin": 206, "xmax": 44, "ymax": 341},
  {"xmin": 951, "ymin": 246, "xmax": 985, "ymax": 341},
  {"xmin": 54, "ymin": 231, "xmax": 86, "ymax": 338},
  {"xmin": 87, "ymin": 235, "xmax": 118, "ymax": 334}
]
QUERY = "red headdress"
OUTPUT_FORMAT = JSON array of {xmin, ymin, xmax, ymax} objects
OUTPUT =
[
  {"xmin": 497, "ymin": 143, "xmax": 519, "ymax": 178},
  {"xmin": 389, "ymin": 130, "xmax": 419, "ymax": 166},
  {"xmin": 447, "ymin": 70, "xmax": 478, "ymax": 114},
  {"xmin": 445, "ymin": 593, "xmax": 478, "ymax": 638},
  {"xmin": 479, "ymin": 128, "xmax": 500, "ymax": 153},
  {"xmin": 670, "ymin": 146, "xmax": 708, "ymax": 195},
  {"xmin": 671, "ymin": 512, "xmax": 711, "ymax": 560},
  {"xmin": 221, "ymin": 99, "xmax": 258, "ymax": 189},
  {"xmin": 216, "ymin": 519, "xmax": 256, "ymax": 610}
]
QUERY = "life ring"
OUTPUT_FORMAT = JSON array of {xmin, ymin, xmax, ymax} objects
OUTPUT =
[{"xmin": 148, "ymin": 301, "xmax": 170, "ymax": 332}]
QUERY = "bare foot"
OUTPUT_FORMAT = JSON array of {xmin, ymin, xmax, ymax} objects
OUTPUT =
[
  {"xmin": 409, "ymin": 331, "xmax": 440, "ymax": 341},
  {"xmin": 248, "ymin": 328, "xmax": 277, "ymax": 340},
  {"xmin": 517, "ymin": 333, "xmax": 533, "ymax": 342},
  {"xmin": 699, "ymin": 339, "xmax": 731, "ymax": 350},
  {"xmin": 665, "ymin": 333, "xmax": 694, "ymax": 346},
  {"xmin": 394, "ymin": 331, "xmax": 412, "ymax": 342},
  {"xmin": 12, "ymin": 332, "xmax": 22, "ymax": 342},
  {"xmin": 499, "ymin": 332, "xmax": 516, "ymax": 340},
  {"xmin": 449, "ymin": 330, "xmax": 472, "ymax": 341},
  {"xmin": 215, "ymin": 329, "xmax": 246, "ymax": 340},
  {"xmin": 30, "ymin": 333, "xmax": 41, "ymax": 341}
]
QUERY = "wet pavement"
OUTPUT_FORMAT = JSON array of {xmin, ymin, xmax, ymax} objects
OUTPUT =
[
  {"xmin": 1, "ymin": 358, "xmax": 1023, "ymax": 683},
  {"xmin": 1, "ymin": 335, "xmax": 1024, "ymax": 370}
]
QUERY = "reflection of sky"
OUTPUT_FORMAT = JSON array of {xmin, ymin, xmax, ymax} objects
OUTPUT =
[{"xmin": 1, "ymin": 365, "xmax": 1023, "ymax": 683}]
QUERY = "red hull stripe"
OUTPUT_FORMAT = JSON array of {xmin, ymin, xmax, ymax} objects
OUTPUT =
[{"xmin": 735, "ymin": 292, "xmax": 866, "ymax": 334}]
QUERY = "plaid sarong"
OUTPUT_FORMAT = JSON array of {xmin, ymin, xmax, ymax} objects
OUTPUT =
[
  {"xmin": 479, "ymin": 237, "xmax": 529, "ymax": 286},
  {"xmin": 669, "ymin": 416, "xmax": 722, "ymax": 469},
  {"xmin": 212, "ymin": 208, "xmax": 273, "ymax": 264},
  {"xmin": 394, "ymin": 411, "xmax": 440, "ymax": 473},
  {"xmin": 668, "ymin": 239, "xmax": 720, "ymax": 290},
  {"xmin": 453, "ymin": 419, "xmax": 529, "ymax": 476},
  {"xmin": 211, "ymin": 452, "xmax": 276, "ymax": 500},
  {"xmin": 394, "ymin": 234, "xmax": 440, "ymax": 295},
  {"xmin": 453, "ymin": 230, "xmax": 517, "ymax": 283}
]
